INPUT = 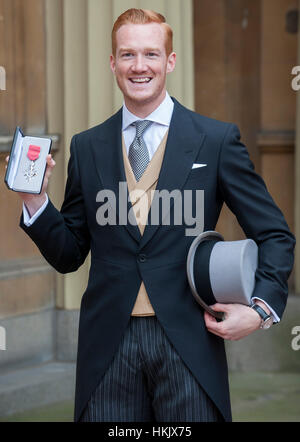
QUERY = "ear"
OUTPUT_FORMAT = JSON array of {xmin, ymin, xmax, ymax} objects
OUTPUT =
[
  {"xmin": 110, "ymin": 54, "xmax": 116, "ymax": 74},
  {"xmin": 166, "ymin": 52, "xmax": 176, "ymax": 74}
]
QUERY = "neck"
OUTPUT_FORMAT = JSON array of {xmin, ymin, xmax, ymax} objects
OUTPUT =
[{"xmin": 124, "ymin": 91, "xmax": 166, "ymax": 119}]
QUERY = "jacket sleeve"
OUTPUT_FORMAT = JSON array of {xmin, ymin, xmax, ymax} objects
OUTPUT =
[
  {"xmin": 20, "ymin": 135, "xmax": 91, "ymax": 274},
  {"xmin": 218, "ymin": 123, "xmax": 295, "ymax": 319}
]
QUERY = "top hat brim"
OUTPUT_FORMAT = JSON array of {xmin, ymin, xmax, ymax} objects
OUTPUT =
[{"xmin": 186, "ymin": 231, "xmax": 224, "ymax": 320}]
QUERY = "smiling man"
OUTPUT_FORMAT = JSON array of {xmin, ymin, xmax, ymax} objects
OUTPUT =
[{"xmin": 14, "ymin": 8, "xmax": 295, "ymax": 422}]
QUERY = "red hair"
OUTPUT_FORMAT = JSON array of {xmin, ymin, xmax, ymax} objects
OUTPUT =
[{"xmin": 112, "ymin": 8, "xmax": 173, "ymax": 56}]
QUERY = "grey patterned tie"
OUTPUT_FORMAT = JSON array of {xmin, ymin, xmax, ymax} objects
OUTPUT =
[{"xmin": 128, "ymin": 120, "xmax": 152, "ymax": 181}]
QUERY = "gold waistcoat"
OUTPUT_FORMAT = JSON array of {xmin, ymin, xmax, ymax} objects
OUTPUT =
[{"xmin": 122, "ymin": 131, "xmax": 169, "ymax": 316}]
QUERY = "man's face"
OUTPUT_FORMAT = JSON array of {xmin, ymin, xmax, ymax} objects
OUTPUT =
[{"xmin": 110, "ymin": 23, "xmax": 176, "ymax": 115}]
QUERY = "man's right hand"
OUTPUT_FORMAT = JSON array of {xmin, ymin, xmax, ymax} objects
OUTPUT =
[{"xmin": 5, "ymin": 154, "xmax": 56, "ymax": 218}]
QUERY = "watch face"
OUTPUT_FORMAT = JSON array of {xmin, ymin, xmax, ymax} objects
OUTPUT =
[{"xmin": 262, "ymin": 317, "xmax": 273, "ymax": 329}]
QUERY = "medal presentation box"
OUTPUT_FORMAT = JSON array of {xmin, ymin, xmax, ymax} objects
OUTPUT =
[{"xmin": 4, "ymin": 127, "xmax": 52, "ymax": 194}]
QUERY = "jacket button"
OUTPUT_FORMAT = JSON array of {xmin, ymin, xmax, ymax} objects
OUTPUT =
[{"xmin": 138, "ymin": 254, "xmax": 147, "ymax": 263}]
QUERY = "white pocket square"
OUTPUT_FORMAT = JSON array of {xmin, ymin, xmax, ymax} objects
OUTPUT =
[{"xmin": 192, "ymin": 163, "xmax": 207, "ymax": 169}]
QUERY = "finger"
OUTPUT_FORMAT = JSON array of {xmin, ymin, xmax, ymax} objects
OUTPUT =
[
  {"xmin": 46, "ymin": 154, "xmax": 55, "ymax": 165},
  {"xmin": 44, "ymin": 165, "xmax": 53, "ymax": 181},
  {"xmin": 205, "ymin": 314, "xmax": 224, "ymax": 333},
  {"xmin": 43, "ymin": 160, "xmax": 55, "ymax": 181},
  {"xmin": 5, "ymin": 156, "xmax": 9, "ymax": 162},
  {"xmin": 45, "ymin": 157, "xmax": 56, "ymax": 172},
  {"xmin": 210, "ymin": 303, "xmax": 230, "ymax": 313},
  {"xmin": 204, "ymin": 311, "xmax": 217, "ymax": 326},
  {"xmin": 206, "ymin": 324, "xmax": 225, "ymax": 339}
]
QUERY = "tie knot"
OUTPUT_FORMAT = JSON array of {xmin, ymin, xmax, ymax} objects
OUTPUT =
[{"xmin": 134, "ymin": 120, "xmax": 152, "ymax": 138}]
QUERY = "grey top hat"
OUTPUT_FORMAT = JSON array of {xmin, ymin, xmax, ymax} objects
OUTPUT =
[{"xmin": 186, "ymin": 231, "xmax": 258, "ymax": 319}]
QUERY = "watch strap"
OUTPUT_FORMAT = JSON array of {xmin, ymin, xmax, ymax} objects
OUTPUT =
[{"xmin": 251, "ymin": 303, "xmax": 272, "ymax": 328}]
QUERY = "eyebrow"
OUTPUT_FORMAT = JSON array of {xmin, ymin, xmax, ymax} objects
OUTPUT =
[{"xmin": 118, "ymin": 47, "xmax": 162, "ymax": 54}]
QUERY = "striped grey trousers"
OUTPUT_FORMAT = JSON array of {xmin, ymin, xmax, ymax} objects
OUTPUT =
[{"xmin": 80, "ymin": 315, "xmax": 222, "ymax": 422}]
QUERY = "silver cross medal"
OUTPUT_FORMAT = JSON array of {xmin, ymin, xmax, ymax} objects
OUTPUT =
[{"xmin": 24, "ymin": 144, "xmax": 41, "ymax": 182}]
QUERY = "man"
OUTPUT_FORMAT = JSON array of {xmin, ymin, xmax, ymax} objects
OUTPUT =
[{"xmin": 8, "ymin": 9, "xmax": 295, "ymax": 422}]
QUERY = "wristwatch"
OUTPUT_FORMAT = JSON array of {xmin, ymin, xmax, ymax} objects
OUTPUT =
[{"xmin": 251, "ymin": 303, "xmax": 273, "ymax": 329}]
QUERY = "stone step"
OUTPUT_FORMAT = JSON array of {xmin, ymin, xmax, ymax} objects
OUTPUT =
[{"xmin": 0, "ymin": 361, "xmax": 76, "ymax": 418}]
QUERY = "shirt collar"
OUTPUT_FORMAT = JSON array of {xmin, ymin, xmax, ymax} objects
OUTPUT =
[{"xmin": 122, "ymin": 92, "xmax": 174, "ymax": 131}]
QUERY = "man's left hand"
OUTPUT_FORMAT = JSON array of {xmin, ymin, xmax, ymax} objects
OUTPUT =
[{"xmin": 204, "ymin": 302, "xmax": 267, "ymax": 341}]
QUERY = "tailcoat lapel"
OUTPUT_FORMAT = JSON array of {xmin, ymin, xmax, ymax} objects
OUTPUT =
[{"xmin": 90, "ymin": 108, "xmax": 142, "ymax": 243}]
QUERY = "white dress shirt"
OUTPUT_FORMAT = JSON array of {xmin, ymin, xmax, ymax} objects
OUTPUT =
[
  {"xmin": 22, "ymin": 91, "xmax": 278, "ymax": 322},
  {"xmin": 122, "ymin": 91, "xmax": 174, "ymax": 158}
]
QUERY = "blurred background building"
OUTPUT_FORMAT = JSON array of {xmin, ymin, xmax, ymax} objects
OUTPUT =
[{"xmin": 0, "ymin": 0, "xmax": 299, "ymax": 420}]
